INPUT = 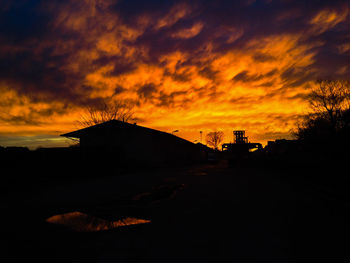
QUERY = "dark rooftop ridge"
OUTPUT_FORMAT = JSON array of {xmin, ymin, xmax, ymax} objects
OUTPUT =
[{"xmin": 60, "ymin": 120, "xmax": 193, "ymax": 144}]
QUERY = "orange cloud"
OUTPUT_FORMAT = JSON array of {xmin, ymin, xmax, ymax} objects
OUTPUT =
[{"xmin": 310, "ymin": 8, "xmax": 349, "ymax": 34}]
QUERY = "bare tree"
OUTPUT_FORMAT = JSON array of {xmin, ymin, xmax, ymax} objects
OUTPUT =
[
  {"xmin": 295, "ymin": 79, "xmax": 350, "ymax": 140},
  {"xmin": 77, "ymin": 100, "xmax": 136, "ymax": 128},
  {"xmin": 308, "ymin": 79, "xmax": 350, "ymax": 129},
  {"xmin": 307, "ymin": 79, "xmax": 350, "ymax": 131},
  {"xmin": 206, "ymin": 131, "xmax": 224, "ymax": 150}
]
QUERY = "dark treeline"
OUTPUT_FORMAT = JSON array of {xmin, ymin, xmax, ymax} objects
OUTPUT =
[
  {"xmin": 295, "ymin": 79, "xmax": 350, "ymax": 142},
  {"xmin": 293, "ymin": 79, "xmax": 350, "ymax": 164},
  {"xmin": 257, "ymin": 80, "xmax": 350, "ymax": 201}
]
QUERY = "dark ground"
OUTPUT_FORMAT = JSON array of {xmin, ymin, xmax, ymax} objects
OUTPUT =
[{"xmin": 2, "ymin": 159, "xmax": 350, "ymax": 262}]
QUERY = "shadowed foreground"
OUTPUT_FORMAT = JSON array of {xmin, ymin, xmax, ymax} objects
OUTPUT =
[{"xmin": 3, "ymin": 159, "xmax": 350, "ymax": 262}]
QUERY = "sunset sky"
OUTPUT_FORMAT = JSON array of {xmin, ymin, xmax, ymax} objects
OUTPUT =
[{"xmin": 1, "ymin": 0, "xmax": 350, "ymax": 148}]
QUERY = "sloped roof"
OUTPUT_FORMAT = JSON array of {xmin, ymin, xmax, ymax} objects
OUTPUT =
[
  {"xmin": 61, "ymin": 120, "xmax": 135, "ymax": 138},
  {"xmin": 60, "ymin": 120, "xmax": 193, "ymax": 145}
]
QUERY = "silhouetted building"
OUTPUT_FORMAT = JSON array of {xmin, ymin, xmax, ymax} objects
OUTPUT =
[
  {"xmin": 233, "ymin": 130, "xmax": 248, "ymax": 144},
  {"xmin": 222, "ymin": 130, "xmax": 262, "ymax": 159},
  {"xmin": 61, "ymin": 120, "xmax": 208, "ymax": 165}
]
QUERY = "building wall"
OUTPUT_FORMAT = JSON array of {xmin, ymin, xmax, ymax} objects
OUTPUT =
[{"xmin": 79, "ymin": 127, "xmax": 206, "ymax": 164}]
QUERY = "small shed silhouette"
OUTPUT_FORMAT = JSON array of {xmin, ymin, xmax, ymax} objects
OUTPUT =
[{"xmin": 61, "ymin": 120, "xmax": 207, "ymax": 164}]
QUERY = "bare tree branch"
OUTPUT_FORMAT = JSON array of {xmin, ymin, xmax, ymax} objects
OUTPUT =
[
  {"xmin": 295, "ymin": 79, "xmax": 350, "ymax": 140},
  {"xmin": 308, "ymin": 79, "xmax": 350, "ymax": 131},
  {"xmin": 206, "ymin": 131, "xmax": 224, "ymax": 150},
  {"xmin": 77, "ymin": 100, "xmax": 137, "ymax": 128}
]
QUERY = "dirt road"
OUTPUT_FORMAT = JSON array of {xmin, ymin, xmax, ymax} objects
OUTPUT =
[{"xmin": 3, "ymin": 161, "xmax": 349, "ymax": 262}]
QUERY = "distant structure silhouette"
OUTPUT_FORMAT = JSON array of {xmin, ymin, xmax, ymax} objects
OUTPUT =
[
  {"xmin": 61, "ymin": 120, "xmax": 210, "ymax": 164},
  {"xmin": 222, "ymin": 130, "xmax": 262, "ymax": 159},
  {"xmin": 233, "ymin": 130, "xmax": 248, "ymax": 144}
]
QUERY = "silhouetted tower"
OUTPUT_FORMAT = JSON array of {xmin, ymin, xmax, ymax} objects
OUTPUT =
[{"xmin": 234, "ymin": 130, "xmax": 248, "ymax": 144}]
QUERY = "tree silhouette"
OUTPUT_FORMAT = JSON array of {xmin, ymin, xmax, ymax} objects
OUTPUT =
[
  {"xmin": 77, "ymin": 100, "xmax": 136, "ymax": 128},
  {"xmin": 206, "ymin": 131, "xmax": 224, "ymax": 150},
  {"xmin": 308, "ymin": 79, "xmax": 350, "ymax": 131},
  {"xmin": 295, "ymin": 79, "xmax": 350, "ymax": 140}
]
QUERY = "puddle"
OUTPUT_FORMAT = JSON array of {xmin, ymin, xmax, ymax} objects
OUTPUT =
[{"xmin": 46, "ymin": 211, "xmax": 151, "ymax": 232}]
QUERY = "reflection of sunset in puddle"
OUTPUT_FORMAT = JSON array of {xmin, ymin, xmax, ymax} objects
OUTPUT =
[{"xmin": 46, "ymin": 212, "xmax": 151, "ymax": 232}]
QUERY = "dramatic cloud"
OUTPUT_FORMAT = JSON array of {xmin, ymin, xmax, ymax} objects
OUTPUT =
[{"xmin": 1, "ymin": 0, "xmax": 350, "ymax": 147}]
